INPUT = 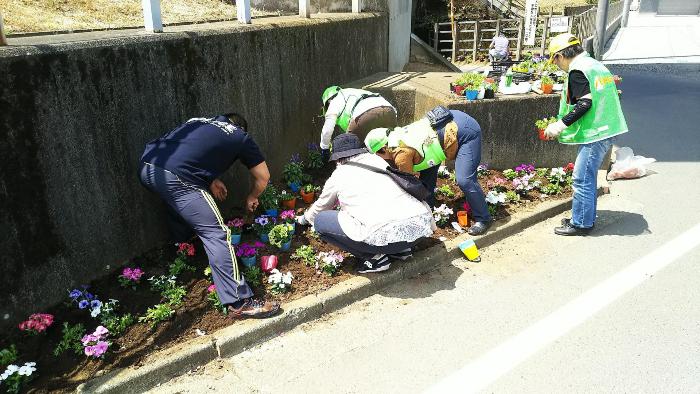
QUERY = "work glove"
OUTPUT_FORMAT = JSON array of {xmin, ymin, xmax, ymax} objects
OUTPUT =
[
  {"xmin": 296, "ymin": 215, "xmax": 309, "ymax": 226},
  {"xmin": 321, "ymin": 148, "xmax": 331, "ymax": 163},
  {"xmin": 544, "ymin": 120, "xmax": 567, "ymax": 140}
]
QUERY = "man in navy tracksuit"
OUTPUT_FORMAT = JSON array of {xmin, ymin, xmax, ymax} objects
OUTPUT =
[{"xmin": 139, "ymin": 113, "xmax": 279, "ymax": 318}]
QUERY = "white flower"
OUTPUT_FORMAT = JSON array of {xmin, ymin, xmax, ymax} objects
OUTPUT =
[
  {"xmin": 550, "ymin": 167, "xmax": 565, "ymax": 177},
  {"xmin": 486, "ymin": 191, "xmax": 506, "ymax": 205},
  {"xmin": 1, "ymin": 365, "xmax": 19, "ymax": 381},
  {"xmin": 279, "ymin": 283, "xmax": 286, "ymax": 289},
  {"xmin": 90, "ymin": 306, "xmax": 102, "ymax": 317},
  {"xmin": 438, "ymin": 165, "xmax": 450, "ymax": 177},
  {"xmin": 268, "ymin": 269, "xmax": 282, "ymax": 284},
  {"xmin": 18, "ymin": 362, "xmax": 37, "ymax": 376},
  {"xmin": 282, "ymin": 272, "xmax": 293, "ymax": 285}
]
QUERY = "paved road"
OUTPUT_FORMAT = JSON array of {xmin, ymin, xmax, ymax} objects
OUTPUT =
[{"xmin": 150, "ymin": 70, "xmax": 700, "ymax": 393}]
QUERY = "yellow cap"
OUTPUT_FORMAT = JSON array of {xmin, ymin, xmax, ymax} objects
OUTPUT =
[{"xmin": 548, "ymin": 33, "xmax": 581, "ymax": 59}]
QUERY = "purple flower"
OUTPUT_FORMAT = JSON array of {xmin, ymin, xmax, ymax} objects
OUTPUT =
[
  {"xmin": 69, "ymin": 289, "xmax": 82, "ymax": 299},
  {"xmin": 94, "ymin": 325, "xmax": 109, "ymax": 337},
  {"xmin": 307, "ymin": 143, "xmax": 320, "ymax": 152},
  {"xmin": 254, "ymin": 216, "xmax": 270, "ymax": 226},
  {"xmin": 78, "ymin": 300, "xmax": 89, "ymax": 309},
  {"xmin": 84, "ymin": 292, "xmax": 95, "ymax": 301},
  {"xmin": 90, "ymin": 300, "xmax": 102, "ymax": 309},
  {"xmin": 514, "ymin": 163, "xmax": 535, "ymax": 174},
  {"xmin": 84, "ymin": 341, "xmax": 109, "ymax": 358},
  {"xmin": 290, "ymin": 153, "xmax": 302, "ymax": 163}
]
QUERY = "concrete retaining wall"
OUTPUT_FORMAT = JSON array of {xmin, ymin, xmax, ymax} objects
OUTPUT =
[
  {"xmin": 353, "ymin": 72, "xmax": 578, "ymax": 169},
  {"xmin": 0, "ymin": 14, "xmax": 388, "ymax": 330}
]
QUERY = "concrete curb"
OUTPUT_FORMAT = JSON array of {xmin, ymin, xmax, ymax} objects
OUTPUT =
[{"xmin": 77, "ymin": 185, "xmax": 607, "ymax": 393}]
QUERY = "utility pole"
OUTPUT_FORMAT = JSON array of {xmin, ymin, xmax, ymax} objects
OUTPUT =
[
  {"xmin": 0, "ymin": 11, "xmax": 8, "ymax": 46},
  {"xmin": 594, "ymin": 0, "xmax": 610, "ymax": 60},
  {"xmin": 621, "ymin": 0, "xmax": 633, "ymax": 27}
]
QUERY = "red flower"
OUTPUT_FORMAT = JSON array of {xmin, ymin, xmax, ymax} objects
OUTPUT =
[
  {"xmin": 18, "ymin": 313, "xmax": 54, "ymax": 334},
  {"xmin": 177, "ymin": 243, "xmax": 195, "ymax": 256},
  {"xmin": 565, "ymin": 162, "xmax": 575, "ymax": 173}
]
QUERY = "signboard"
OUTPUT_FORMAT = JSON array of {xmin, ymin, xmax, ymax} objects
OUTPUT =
[
  {"xmin": 549, "ymin": 16, "xmax": 570, "ymax": 33},
  {"xmin": 523, "ymin": 0, "xmax": 540, "ymax": 46}
]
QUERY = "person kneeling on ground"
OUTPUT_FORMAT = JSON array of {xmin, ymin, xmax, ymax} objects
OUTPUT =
[
  {"xmin": 364, "ymin": 107, "xmax": 492, "ymax": 235},
  {"xmin": 296, "ymin": 133, "xmax": 435, "ymax": 273},
  {"xmin": 138, "ymin": 113, "xmax": 280, "ymax": 318}
]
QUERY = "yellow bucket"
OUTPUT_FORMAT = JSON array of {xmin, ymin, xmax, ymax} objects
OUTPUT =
[{"xmin": 459, "ymin": 239, "xmax": 481, "ymax": 262}]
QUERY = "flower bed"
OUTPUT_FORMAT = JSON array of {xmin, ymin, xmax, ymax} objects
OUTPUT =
[{"xmin": 0, "ymin": 142, "xmax": 575, "ymax": 393}]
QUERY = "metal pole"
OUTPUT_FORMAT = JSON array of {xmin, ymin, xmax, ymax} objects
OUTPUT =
[
  {"xmin": 237, "ymin": 0, "xmax": 252, "ymax": 23},
  {"xmin": 352, "ymin": 0, "xmax": 361, "ymax": 13},
  {"xmin": 141, "ymin": 0, "xmax": 163, "ymax": 33},
  {"xmin": 433, "ymin": 22, "xmax": 439, "ymax": 51},
  {"xmin": 299, "ymin": 0, "xmax": 310, "ymax": 18},
  {"xmin": 594, "ymin": 0, "xmax": 610, "ymax": 60},
  {"xmin": 621, "ymin": 0, "xmax": 632, "ymax": 27},
  {"xmin": 0, "ymin": 11, "xmax": 7, "ymax": 46}
]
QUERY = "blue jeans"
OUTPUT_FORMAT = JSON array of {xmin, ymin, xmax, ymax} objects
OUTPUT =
[
  {"xmin": 314, "ymin": 211, "xmax": 413, "ymax": 261},
  {"xmin": 571, "ymin": 138, "xmax": 614, "ymax": 229},
  {"xmin": 421, "ymin": 111, "xmax": 491, "ymax": 222}
]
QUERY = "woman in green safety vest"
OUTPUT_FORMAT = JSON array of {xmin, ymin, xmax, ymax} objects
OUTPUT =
[
  {"xmin": 365, "ymin": 107, "xmax": 492, "ymax": 236},
  {"xmin": 544, "ymin": 33, "xmax": 628, "ymax": 236},
  {"xmin": 319, "ymin": 86, "xmax": 397, "ymax": 160}
]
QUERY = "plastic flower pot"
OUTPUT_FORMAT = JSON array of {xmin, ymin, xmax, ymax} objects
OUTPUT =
[
  {"xmin": 537, "ymin": 128, "xmax": 547, "ymax": 141},
  {"xmin": 300, "ymin": 190, "xmax": 315, "ymax": 204},
  {"xmin": 282, "ymin": 198, "xmax": 297, "ymax": 210},
  {"xmin": 453, "ymin": 85, "xmax": 465, "ymax": 96},
  {"xmin": 288, "ymin": 182, "xmax": 301, "ymax": 193},
  {"xmin": 230, "ymin": 233, "xmax": 242, "ymax": 245},
  {"xmin": 457, "ymin": 211, "xmax": 469, "ymax": 227},
  {"xmin": 541, "ymin": 84, "xmax": 553, "ymax": 94},
  {"xmin": 241, "ymin": 256, "xmax": 256, "ymax": 268},
  {"xmin": 279, "ymin": 240, "xmax": 292, "ymax": 252},
  {"xmin": 484, "ymin": 89, "xmax": 495, "ymax": 99},
  {"xmin": 259, "ymin": 233, "xmax": 270, "ymax": 243},
  {"xmin": 261, "ymin": 255, "xmax": 278, "ymax": 273},
  {"xmin": 465, "ymin": 90, "xmax": 479, "ymax": 100},
  {"xmin": 264, "ymin": 208, "xmax": 278, "ymax": 217},
  {"xmin": 287, "ymin": 223, "xmax": 296, "ymax": 235}
]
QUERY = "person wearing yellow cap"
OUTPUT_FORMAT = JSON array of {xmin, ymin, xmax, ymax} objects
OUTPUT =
[
  {"xmin": 319, "ymin": 86, "xmax": 397, "ymax": 161},
  {"xmin": 364, "ymin": 106, "xmax": 491, "ymax": 236},
  {"xmin": 544, "ymin": 33, "xmax": 628, "ymax": 236}
]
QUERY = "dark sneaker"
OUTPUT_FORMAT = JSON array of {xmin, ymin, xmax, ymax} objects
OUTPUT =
[
  {"xmin": 228, "ymin": 298, "xmax": 280, "ymax": 319},
  {"xmin": 388, "ymin": 248, "xmax": 413, "ymax": 261},
  {"xmin": 356, "ymin": 254, "xmax": 391, "ymax": 273},
  {"xmin": 561, "ymin": 218, "xmax": 595, "ymax": 229},
  {"xmin": 554, "ymin": 222, "xmax": 592, "ymax": 236},
  {"xmin": 468, "ymin": 221, "xmax": 491, "ymax": 236}
]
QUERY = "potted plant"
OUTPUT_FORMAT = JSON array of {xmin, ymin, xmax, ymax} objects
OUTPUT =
[
  {"xmin": 226, "ymin": 218, "xmax": 245, "ymax": 245},
  {"xmin": 484, "ymin": 79, "xmax": 497, "ymax": 99},
  {"xmin": 268, "ymin": 224, "xmax": 293, "ymax": 252},
  {"xmin": 253, "ymin": 215, "xmax": 276, "ymax": 243},
  {"xmin": 540, "ymin": 75, "xmax": 554, "ymax": 94},
  {"xmin": 283, "ymin": 159, "xmax": 306, "ymax": 192},
  {"xmin": 535, "ymin": 117, "xmax": 558, "ymax": 140},
  {"xmin": 300, "ymin": 184, "xmax": 317, "ymax": 204},
  {"xmin": 455, "ymin": 73, "xmax": 485, "ymax": 101},
  {"xmin": 236, "ymin": 241, "xmax": 265, "ymax": 268},
  {"xmin": 279, "ymin": 210, "xmax": 296, "ymax": 234},
  {"xmin": 280, "ymin": 190, "xmax": 296, "ymax": 209},
  {"xmin": 456, "ymin": 211, "xmax": 469, "ymax": 227},
  {"xmin": 259, "ymin": 184, "xmax": 279, "ymax": 217},
  {"xmin": 432, "ymin": 204, "xmax": 453, "ymax": 228}
]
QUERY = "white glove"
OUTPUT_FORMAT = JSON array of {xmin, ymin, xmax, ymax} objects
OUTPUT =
[
  {"xmin": 544, "ymin": 120, "xmax": 567, "ymax": 139},
  {"xmin": 296, "ymin": 215, "xmax": 309, "ymax": 226}
]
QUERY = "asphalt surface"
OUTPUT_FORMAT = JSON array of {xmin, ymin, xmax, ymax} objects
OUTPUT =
[{"xmin": 149, "ymin": 67, "xmax": 700, "ymax": 394}]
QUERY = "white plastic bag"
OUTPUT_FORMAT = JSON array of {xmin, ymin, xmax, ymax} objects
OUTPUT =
[{"xmin": 607, "ymin": 147, "xmax": 656, "ymax": 180}]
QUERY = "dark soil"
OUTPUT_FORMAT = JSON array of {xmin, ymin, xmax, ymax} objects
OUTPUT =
[{"xmin": 2, "ymin": 165, "xmax": 571, "ymax": 393}]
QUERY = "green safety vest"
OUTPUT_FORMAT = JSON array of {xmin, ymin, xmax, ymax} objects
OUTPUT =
[
  {"xmin": 557, "ymin": 53, "xmax": 628, "ymax": 144},
  {"xmin": 388, "ymin": 118, "xmax": 447, "ymax": 172},
  {"xmin": 335, "ymin": 88, "xmax": 381, "ymax": 131}
]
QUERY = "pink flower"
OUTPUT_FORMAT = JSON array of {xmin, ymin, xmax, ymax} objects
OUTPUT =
[
  {"xmin": 81, "ymin": 334, "xmax": 98, "ymax": 346},
  {"xmin": 462, "ymin": 201, "xmax": 472, "ymax": 214},
  {"xmin": 85, "ymin": 341, "xmax": 109, "ymax": 358},
  {"xmin": 226, "ymin": 218, "xmax": 245, "ymax": 228},
  {"xmin": 121, "ymin": 267, "xmax": 144, "ymax": 282},
  {"xmin": 177, "ymin": 243, "xmax": 195, "ymax": 256},
  {"xmin": 207, "ymin": 284, "xmax": 217, "ymax": 293},
  {"xmin": 18, "ymin": 313, "xmax": 54, "ymax": 334},
  {"xmin": 94, "ymin": 326, "xmax": 109, "ymax": 337},
  {"xmin": 280, "ymin": 210, "xmax": 295, "ymax": 220}
]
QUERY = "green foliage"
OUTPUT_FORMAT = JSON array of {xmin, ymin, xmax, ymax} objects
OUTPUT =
[
  {"xmin": 535, "ymin": 117, "xmax": 558, "ymax": 130},
  {"xmin": 540, "ymin": 75, "xmax": 554, "ymax": 85},
  {"xmin": 1, "ymin": 371, "xmax": 33, "ymax": 394},
  {"xmin": 0, "ymin": 345, "xmax": 18, "ymax": 368},
  {"xmin": 280, "ymin": 190, "xmax": 296, "ymax": 201},
  {"xmin": 53, "ymin": 323, "xmax": 86, "ymax": 357},
  {"xmin": 321, "ymin": 262, "xmax": 339, "ymax": 276},
  {"xmin": 149, "ymin": 275, "xmax": 177, "ymax": 293},
  {"xmin": 307, "ymin": 149, "xmax": 324, "ymax": 170},
  {"xmin": 168, "ymin": 255, "xmax": 195, "ymax": 277},
  {"xmin": 540, "ymin": 182, "xmax": 562, "ymax": 195},
  {"xmin": 436, "ymin": 185, "xmax": 455, "ymax": 199},
  {"xmin": 291, "ymin": 245, "xmax": 317, "ymax": 267},
  {"xmin": 207, "ymin": 290, "xmax": 227, "ymax": 315},
  {"xmin": 302, "ymin": 184, "xmax": 318, "ymax": 193},
  {"xmin": 100, "ymin": 300, "xmax": 134, "ymax": 336},
  {"xmin": 268, "ymin": 224, "xmax": 293, "ymax": 248},
  {"xmin": 139, "ymin": 304, "xmax": 174, "ymax": 328},
  {"xmin": 502, "ymin": 169, "xmax": 517, "ymax": 180},
  {"xmin": 306, "ymin": 228, "xmax": 320, "ymax": 240},
  {"xmin": 487, "ymin": 204, "xmax": 499, "ymax": 217},
  {"xmin": 259, "ymin": 184, "xmax": 279, "ymax": 210},
  {"xmin": 283, "ymin": 161, "xmax": 306, "ymax": 186},
  {"xmin": 203, "ymin": 266, "xmax": 212, "ymax": 278},
  {"xmin": 455, "ymin": 72, "xmax": 486, "ymax": 90},
  {"xmin": 162, "ymin": 285, "xmax": 187, "ymax": 307},
  {"xmin": 505, "ymin": 190, "xmax": 520, "ymax": 203},
  {"xmin": 243, "ymin": 266, "xmax": 264, "ymax": 288},
  {"xmin": 536, "ymin": 167, "xmax": 549, "ymax": 178}
]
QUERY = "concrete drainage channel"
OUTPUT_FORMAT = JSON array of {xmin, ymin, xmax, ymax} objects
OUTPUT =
[{"xmin": 78, "ymin": 181, "xmax": 609, "ymax": 394}]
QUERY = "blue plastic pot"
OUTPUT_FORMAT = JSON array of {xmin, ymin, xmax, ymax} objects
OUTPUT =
[
  {"xmin": 240, "ymin": 256, "xmax": 256, "ymax": 267},
  {"xmin": 259, "ymin": 233, "xmax": 270, "ymax": 243},
  {"xmin": 230, "ymin": 233, "xmax": 242, "ymax": 245},
  {"xmin": 279, "ymin": 240, "xmax": 292, "ymax": 252},
  {"xmin": 288, "ymin": 182, "xmax": 301, "ymax": 193},
  {"xmin": 264, "ymin": 209, "xmax": 278, "ymax": 217},
  {"xmin": 288, "ymin": 223, "xmax": 296, "ymax": 235},
  {"xmin": 465, "ymin": 90, "xmax": 479, "ymax": 100}
]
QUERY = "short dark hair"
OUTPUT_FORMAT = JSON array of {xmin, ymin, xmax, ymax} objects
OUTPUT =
[
  {"xmin": 559, "ymin": 44, "xmax": 585, "ymax": 59},
  {"xmin": 223, "ymin": 112, "xmax": 248, "ymax": 131}
]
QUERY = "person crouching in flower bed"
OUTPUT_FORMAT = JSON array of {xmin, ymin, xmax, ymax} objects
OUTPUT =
[
  {"xmin": 138, "ymin": 113, "xmax": 279, "ymax": 318},
  {"xmin": 296, "ymin": 133, "xmax": 435, "ymax": 273}
]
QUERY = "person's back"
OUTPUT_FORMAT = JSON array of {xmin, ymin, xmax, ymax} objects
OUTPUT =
[{"xmin": 493, "ymin": 35, "xmax": 509, "ymax": 54}]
